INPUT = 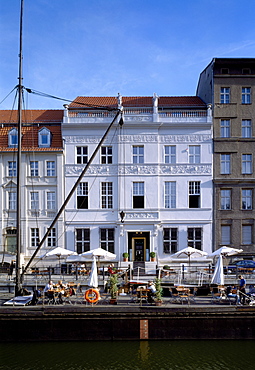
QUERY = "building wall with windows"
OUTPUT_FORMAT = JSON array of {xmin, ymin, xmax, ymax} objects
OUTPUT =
[
  {"xmin": 63, "ymin": 96, "xmax": 213, "ymax": 265},
  {"xmin": 197, "ymin": 58, "xmax": 255, "ymax": 256},
  {"xmin": 0, "ymin": 110, "xmax": 65, "ymax": 268}
]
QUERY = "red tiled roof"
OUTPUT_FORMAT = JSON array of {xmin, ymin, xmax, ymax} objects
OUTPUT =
[
  {"xmin": 0, "ymin": 110, "xmax": 63, "ymax": 151},
  {"xmin": 70, "ymin": 96, "xmax": 206, "ymax": 109}
]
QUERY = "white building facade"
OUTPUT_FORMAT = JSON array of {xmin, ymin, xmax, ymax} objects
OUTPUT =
[{"xmin": 63, "ymin": 95, "xmax": 213, "ymax": 268}]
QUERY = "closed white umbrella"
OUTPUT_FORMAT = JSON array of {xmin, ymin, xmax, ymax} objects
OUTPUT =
[
  {"xmin": 211, "ymin": 254, "xmax": 224, "ymax": 285},
  {"xmin": 88, "ymin": 256, "xmax": 98, "ymax": 288}
]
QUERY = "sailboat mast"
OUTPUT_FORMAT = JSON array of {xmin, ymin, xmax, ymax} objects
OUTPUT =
[{"xmin": 15, "ymin": 0, "xmax": 24, "ymax": 296}]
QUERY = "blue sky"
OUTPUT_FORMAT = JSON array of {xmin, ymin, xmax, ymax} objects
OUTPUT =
[{"xmin": 1, "ymin": 0, "xmax": 255, "ymax": 109}]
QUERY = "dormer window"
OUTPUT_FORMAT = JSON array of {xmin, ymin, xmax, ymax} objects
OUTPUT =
[
  {"xmin": 38, "ymin": 127, "xmax": 51, "ymax": 147},
  {"xmin": 8, "ymin": 128, "xmax": 18, "ymax": 147}
]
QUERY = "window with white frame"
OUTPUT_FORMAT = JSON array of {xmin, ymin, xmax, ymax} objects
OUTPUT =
[
  {"xmin": 47, "ymin": 192, "xmax": 56, "ymax": 210},
  {"xmin": 101, "ymin": 146, "xmax": 112, "ymax": 164},
  {"xmin": 47, "ymin": 228, "xmax": 56, "ymax": 248},
  {"xmin": 220, "ymin": 154, "xmax": 231, "ymax": 174},
  {"xmin": 8, "ymin": 128, "xmax": 18, "ymax": 147},
  {"xmin": 164, "ymin": 146, "xmax": 176, "ymax": 164},
  {"xmin": 8, "ymin": 192, "xmax": 16, "ymax": 210},
  {"xmin": 76, "ymin": 146, "xmax": 88, "ymax": 164},
  {"xmin": 220, "ymin": 87, "xmax": 230, "ymax": 104},
  {"xmin": 38, "ymin": 127, "xmax": 51, "ymax": 147},
  {"xmin": 30, "ymin": 192, "xmax": 39, "ymax": 209},
  {"xmin": 220, "ymin": 119, "xmax": 230, "ymax": 138},
  {"xmin": 8, "ymin": 161, "xmax": 17, "ymax": 177},
  {"xmin": 76, "ymin": 228, "xmax": 90, "ymax": 254},
  {"xmin": 31, "ymin": 228, "xmax": 39, "ymax": 247},
  {"xmin": 101, "ymin": 182, "xmax": 113, "ymax": 208},
  {"xmin": 77, "ymin": 182, "xmax": 88, "ymax": 209},
  {"xmin": 100, "ymin": 228, "xmax": 115, "ymax": 253},
  {"xmin": 165, "ymin": 182, "xmax": 176, "ymax": 208},
  {"xmin": 189, "ymin": 181, "xmax": 200, "ymax": 208},
  {"xmin": 220, "ymin": 189, "xmax": 231, "ymax": 210},
  {"xmin": 46, "ymin": 161, "xmax": 56, "ymax": 176},
  {"xmin": 189, "ymin": 146, "xmax": 200, "ymax": 164},
  {"xmin": 30, "ymin": 161, "xmax": 39, "ymax": 176},
  {"xmin": 221, "ymin": 225, "xmax": 231, "ymax": 245},
  {"xmin": 133, "ymin": 146, "xmax": 144, "ymax": 164},
  {"xmin": 163, "ymin": 228, "xmax": 177, "ymax": 253},
  {"xmin": 242, "ymin": 87, "xmax": 251, "ymax": 104},
  {"xmin": 133, "ymin": 182, "xmax": 144, "ymax": 208},
  {"xmin": 242, "ymin": 154, "xmax": 252, "ymax": 174},
  {"xmin": 242, "ymin": 189, "xmax": 252, "ymax": 210},
  {"xmin": 242, "ymin": 119, "xmax": 252, "ymax": 138},
  {"xmin": 187, "ymin": 228, "xmax": 202, "ymax": 250},
  {"xmin": 242, "ymin": 225, "xmax": 252, "ymax": 245}
]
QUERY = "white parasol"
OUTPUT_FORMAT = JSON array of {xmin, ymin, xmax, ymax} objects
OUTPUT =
[
  {"xmin": 40, "ymin": 247, "xmax": 77, "ymax": 269},
  {"xmin": 88, "ymin": 256, "xmax": 98, "ymax": 288},
  {"xmin": 211, "ymin": 254, "xmax": 224, "ymax": 285},
  {"xmin": 81, "ymin": 247, "xmax": 116, "ymax": 261},
  {"xmin": 170, "ymin": 246, "xmax": 208, "ymax": 265},
  {"xmin": 209, "ymin": 246, "xmax": 243, "ymax": 258}
]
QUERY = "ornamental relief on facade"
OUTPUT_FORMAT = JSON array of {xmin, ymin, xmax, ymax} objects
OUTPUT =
[
  {"xmin": 126, "ymin": 212, "xmax": 158, "ymax": 219},
  {"xmin": 64, "ymin": 134, "xmax": 211, "ymax": 144},
  {"xmin": 65, "ymin": 164, "xmax": 212, "ymax": 176}
]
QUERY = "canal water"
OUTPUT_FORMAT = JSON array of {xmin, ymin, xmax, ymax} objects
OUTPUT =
[{"xmin": 1, "ymin": 340, "xmax": 255, "ymax": 370}]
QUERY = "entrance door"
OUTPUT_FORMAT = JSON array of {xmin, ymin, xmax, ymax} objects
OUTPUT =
[{"xmin": 133, "ymin": 238, "xmax": 146, "ymax": 261}]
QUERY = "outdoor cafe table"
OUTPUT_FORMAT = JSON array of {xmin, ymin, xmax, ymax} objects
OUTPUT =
[{"xmin": 136, "ymin": 287, "xmax": 150, "ymax": 306}]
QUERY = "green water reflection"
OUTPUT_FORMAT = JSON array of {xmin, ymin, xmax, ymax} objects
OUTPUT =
[{"xmin": 1, "ymin": 340, "xmax": 255, "ymax": 370}]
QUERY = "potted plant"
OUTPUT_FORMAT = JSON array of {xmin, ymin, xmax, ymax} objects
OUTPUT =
[
  {"xmin": 109, "ymin": 273, "xmax": 118, "ymax": 304},
  {"xmin": 154, "ymin": 278, "xmax": 163, "ymax": 305},
  {"xmin": 150, "ymin": 251, "xmax": 156, "ymax": 262},
  {"xmin": 122, "ymin": 252, "xmax": 129, "ymax": 262}
]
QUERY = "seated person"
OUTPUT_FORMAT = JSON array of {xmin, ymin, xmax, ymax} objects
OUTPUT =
[
  {"xmin": 108, "ymin": 264, "xmax": 116, "ymax": 275},
  {"xmin": 226, "ymin": 285, "xmax": 239, "ymax": 304},
  {"xmin": 147, "ymin": 281, "xmax": 156, "ymax": 303},
  {"xmin": 43, "ymin": 280, "xmax": 53, "ymax": 297},
  {"xmin": 247, "ymin": 284, "xmax": 255, "ymax": 296},
  {"xmin": 56, "ymin": 280, "xmax": 67, "ymax": 304}
]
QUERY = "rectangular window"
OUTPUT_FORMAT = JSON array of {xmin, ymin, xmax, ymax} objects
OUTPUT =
[
  {"xmin": 47, "ymin": 228, "xmax": 56, "ymax": 248},
  {"xmin": 101, "ymin": 182, "xmax": 113, "ymax": 209},
  {"xmin": 220, "ymin": 154, "xmax": 231, "ymax": 174},
  {"xmin": 242, "ymin": 120, "xmax": 252, "ymax": 138},
  {"xmin": 242, "ymin": 189, "xmax": 252, "ymax": 210},
  {"xmin": 163, "ymin": 228, "xmax": 178, "ymax": 253},
  {"xmin": 30, "ymin": 161, "xmax": 39, "ymax": 176},
  {"xmin": 77, "ymin": 182, "xmax": 88, "ymax": 209},
  {"xmin": 133, "ymin": 182, "xmax": 144, "ymax": 208},
  {"xmin": 47, "ymin": 161, "xmax": 56, "ymax": 176},
  {"xmin": 165, "ymin": 182, "xmax": 176, "ymax": 208},
  {"xmin": 100, "ymin": 228, "xmax": 115, "ymax": 253},
  {"xmin": 8, "ymin": 161, "xmax": 17, "ymax": 177},
  {"xmin": 164, "ymin": 146, "xmax": 176, "ymax": 164},
  {"xmin": 189, "ymin": 181, "xmax": 200, "ymax": 208},
  {"xmin": 8, "ymin": 192, "xmax": 16, "ymax": 210},
  {"xmin": 76, "ymin": 146, "xmax": 88, "ymax": 164},
  {"xmin": 31, "ymin": 228, "xmax": 39, "ymax": 248},
  {"xmin": 242, "ymin": 87, "xmax": 251, "ymax": 104},
  {"xmin": 187, "ymin": 228, "xmax": 202, "ymax": 250},
  {"xmin": 242, "ymin": 154, "xmax": 252, "ymax": 174},
  {"xmin": 221, "ymin": 225, "xmax": 231, "ymax": 245},
  {"xmin": 220, "ymin": 87, "xmax": 230, "ymax": 104},
  {"xmin": 189, "ymin": 146, "xmax": 200, "ymax": 164},
  {"xmin": 101, "ymin": 146, "xmax": 112, "ymax": 164},
  {"xmin": 220, "ymin": 119, "xmax": 230, "ymax": 138},
  {"xmin": 242, "ymin": 225, "xmax": 252, "ymax": 245},
  {"xmin": 30, "ymin": 192, "xmax": 39, "ymax": 209},
  {"xmin": 47, "ymin": 192, "xmax": 56, "ymax": 210},
  {"xmin": 221, "ymin": 189, "xmax": 231, "ymax": 210},
  {"xmin": 76, "ymin": 228, "xmax": 90, "ymax": 254},
  {"xmin": 133, "ymin": 146, "xmax": 144, "ymax": 164}
]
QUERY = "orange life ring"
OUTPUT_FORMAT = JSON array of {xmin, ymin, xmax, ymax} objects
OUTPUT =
[{"xmin": 84, "ymin": 288, "xmax": 100, "ymax": 304}]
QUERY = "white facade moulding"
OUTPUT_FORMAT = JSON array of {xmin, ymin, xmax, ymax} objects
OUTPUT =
[{"xmin": 65, "ymin": 163, "xmax": 212, "ymax": 176}]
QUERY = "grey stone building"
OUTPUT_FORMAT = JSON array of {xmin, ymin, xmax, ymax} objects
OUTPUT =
[{"xmin": 197, "ymin": 58, "xmax": 255, "ymax": 257}]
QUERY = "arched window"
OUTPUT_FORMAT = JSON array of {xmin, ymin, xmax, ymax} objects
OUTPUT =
[
  {"xmin": 38, "ymin": 127, "xmax": 51, "ymax": 147},
  {"xmin": 8, "ymin": 128, "xmax": 18, "ymax": 147}
]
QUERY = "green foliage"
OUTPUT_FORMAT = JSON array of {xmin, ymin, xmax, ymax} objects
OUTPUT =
[
  {"xmin": 154, "ymin": 278, "xmax": 163, "ymax": 301},
  {"xmin": 122, "ymin": 252, "xmax": 129, "ymax": 259},
  {"xmin": 149, "ymin": 252, "xmax": 156, "ymax": 258},
  {"xmin": 109, "ymin": 273, "xmax": 118, "ymax": 299}
]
